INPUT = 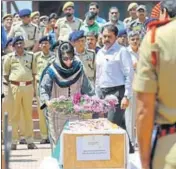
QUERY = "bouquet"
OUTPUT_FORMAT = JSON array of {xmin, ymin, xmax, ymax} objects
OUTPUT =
[{"xmin": 48, "ymin": 93, "xmax": 118, "ymax": 115}]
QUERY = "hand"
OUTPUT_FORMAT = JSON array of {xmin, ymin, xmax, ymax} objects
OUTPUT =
[
  {"xmin": 46, "ymin": 101, "xmax": 52, "ymax": 108},
  {"xmin": 120, "ymin": 97, "xmax": 129, "ymax": 109},
  {"xmin": 133, "ymin": 62, "xmax": 137, "ymax": 69}
]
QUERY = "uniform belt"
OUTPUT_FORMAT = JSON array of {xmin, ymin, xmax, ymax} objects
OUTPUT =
[
  {"xmin": 10, "ymin": 80, "xmax": 32, "ymax": 86},
  {"xmin": 157, "ymin": 123, "xmax": 176, "ymax": 138}
]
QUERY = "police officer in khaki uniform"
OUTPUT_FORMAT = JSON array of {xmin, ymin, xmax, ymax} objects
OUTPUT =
[
  {"xmin": 2, "ymin": 38, "xmax": 14, "ymax": 140},
  {"xmin": 3, "ymin": 36, "xmax": 37, "ymax": 150},
  {"xmin": 133, "ymin": 0, "xmax": 176, "ymax": 168},
  {"xmin": 55, "ymin": 1, "xmax": 83, "ymax": 41},
  {"xmin": 31, "ymin": 11, "xmax": 40, "ymax": 26},
  {"xmin": 2, "ymin": 14, "xmax": 13, "ymax": 35},
  {"xmin": 34, "ymin": 36, "xmax": 55, "ymax": 144},
  {"xmin": 8, "ymin": 9, "xmax": 40, "ymax": 52},
  {"xmin": 69, "ymin": 30, "xmax": 95, "ymax": 83}
]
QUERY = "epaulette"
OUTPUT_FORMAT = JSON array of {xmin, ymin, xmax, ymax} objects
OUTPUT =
[
  {"xmin": 31, "ymin": 22, "xmax": 38, "ymax": 28},
  {"xmin": 147, "ymin": 19, "xmax": 170, "ymax": 30},
  {"xmin": 34, "ymin": 51, "xmax": 42, "ymax": 58},
  {"xmin": 25, "ymin": 51, "xmax": 34, "ymax": 56},
  {"xmin": 56, "ymin": 17, "xmax": 65, "ymax": 24},
  {"xmin": 5, "ymin": 52, "xmax": 14, "ymax": 58},
  {"xmin": 148, "ymin": 19, "xmax": 171, "ymax": 66}
]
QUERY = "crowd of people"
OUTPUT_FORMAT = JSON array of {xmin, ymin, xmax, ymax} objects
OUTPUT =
[{"xmin": 1, "ymin": 0, "xmax": 176, "ymax": 169}]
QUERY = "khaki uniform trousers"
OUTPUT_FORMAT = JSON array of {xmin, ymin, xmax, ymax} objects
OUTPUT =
[
  {"xmin": 10, "ymin": 84, "xmax": 34, "ymax": 144},
  {"xmin": 152, "ymin": 133, "xmax": 176, "ymax": 169},
  {"xmin": 164, "ymin": 143, "xmax": 176, "ymax": 169},
  {"xmin": 2, "ymin": 84, "xmax": 26, "ymax": 139},
  {"xmin": 36, "ymin": 82, "xmax": 48, "ymax": 139}
]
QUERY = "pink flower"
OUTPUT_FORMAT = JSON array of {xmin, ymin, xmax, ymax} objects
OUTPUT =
[
  {"xmin": 72, "ymin": 93, "xmax": 82, "ymax": 104},
  {"xmin": 73, "ymin": 105, "xmax": 82, "ymax": 112}
]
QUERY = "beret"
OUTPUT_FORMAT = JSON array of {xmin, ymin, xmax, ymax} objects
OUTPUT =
[
  {"xmin": 118, "ymin": 29, "xmax": 127, "ymax": 37},
  {"xmin": 69, "ymin": 30, "xmax": 85, "ymax": 42},
  {"xmin": 39, "ymin": 36, "xmax": 51, "ymax": 44},
  {"xmin": 19, "ymin": 9, "xmax": 31, "ymax": 17},
  {"xmin": 137, "ymin": 5, "xmax": 147, "ymax": 11},
  {"xmin": 2, "ymin": 14, "xmax": 13, "ymax": 20},
  {"xmin": 63, "ymin": 1, "xmax": 74, "ymax": 11},
  {"xmin": 40, "ymin": 15, "xmax": 48, "ymax": 21},
  {"xmin": 127, "ymin": 3, "xmax": 138, "ymax": 11},
  {"xmin": 12, "ymin": 36, "xmax": 24, "ymax": 46},
  {"xmin": 5, "ymin": 38, "xmax": 13, "ymax": 48},
  {"xmin": 48, "ymin": 13, "xmax": 58, "ymax": 21},
  {"xmin": 30, "ymin": 11, "xmax": 40, "ymax": 18}
]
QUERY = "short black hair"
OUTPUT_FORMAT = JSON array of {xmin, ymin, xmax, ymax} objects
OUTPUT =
[
  {"xmin": 161, "ymin": 0, "xmax": 176, "ymax": 18},
  {"xmin": 101, "ymin": 24, "xmax": 119, "ymax": 36},
  {"xmin": 86, "ymin": 31, "xmax": 98, "ymax": 39},
  {"xmin": 89, "ymin": 2, "xmax": 99, "ymax": 9},
  {"xmin": 109, "ymin": 6, "xmax": 119, "ymax": 12}
]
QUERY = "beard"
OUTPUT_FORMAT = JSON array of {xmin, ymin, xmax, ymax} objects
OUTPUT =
[
  {"xmin": 65, "ymin": 13, "xmax": 73, "ymax": 17},
  {"xmin": 111, "ymin": 16, "xmax": 118, "ymax": 22},
  {"xmin": 90, "ymin": 11, "xmax": 98, "ymax": 17}
]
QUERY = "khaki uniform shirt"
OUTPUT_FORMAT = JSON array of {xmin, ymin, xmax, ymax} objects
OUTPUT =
[
  {"xmin": 3, "ymin": 51, "xmax": 36, "ymax": 82},
  {"xmin": 34, "ymin": 51, "xmax": 55, "ymax": 81},
  {"xmin": 8, "ymin": 22, "xmax": 40, "ymax": 49},
  {"xmin": 55, "ymin": 17, "xmax": 83, "ymax": 41},
  {"xmin": 133, "ymin": 20, "xmax": 176, "ymax": 124},
  {"xmin": 76, "ymin": 49, "xmax": 95, "ymax": 81}
]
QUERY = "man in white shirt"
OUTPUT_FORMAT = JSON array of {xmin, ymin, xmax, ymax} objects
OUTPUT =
[
  {"xmin": 95, "ymin": 24, "xmax": 134, "ymax": 152},
  {"xmin": 125, "ymin": 31, "xmax": 140, "ymax": 147}
]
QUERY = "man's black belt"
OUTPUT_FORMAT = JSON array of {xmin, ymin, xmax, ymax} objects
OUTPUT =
[{"xmin": 100, "ymin": 85, "xmax": 125, "ymax": 91}]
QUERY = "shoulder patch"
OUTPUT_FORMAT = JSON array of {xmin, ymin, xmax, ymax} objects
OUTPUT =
[
  {"xmin": 34, "ymin": 51, "xmax": 42, "ymax": 57},
  {"xmin": 30, "ymin": 23, "xmax": 38, "ymax": 28},
  {"xmin": 4, "ymin": 52, "xmax": 14, "ymax": 59}
]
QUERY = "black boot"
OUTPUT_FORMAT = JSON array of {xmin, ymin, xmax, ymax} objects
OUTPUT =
[
  {"xmin": 19, "ymin": 139, "xmax": 27, "ymax": 144},
  {"xmin": 27, "ymin": 143, "xmax": 38, "ymax": 149}
]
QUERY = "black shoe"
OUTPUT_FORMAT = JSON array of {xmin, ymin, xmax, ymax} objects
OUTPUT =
[
  {"xmin": 129, "ymin": 144, "xmax": 135, "ymax": 154},
  {"xmin": 19, "ymin": 139, "xmax": 27, "ymax": 144},
  {"xmin": 27, "ymin": 143, "xmax": 38, "ymax": 149},
  {"xmin": 11, "ymin": 144, "xmax": 17, "ymax": 150},
  {"xmin": 46, "ymin": 138, "xmax": 50, "ymax": 144},
  {"xmin": 40, "ymin": 139, "xmax": 48, "ymax": 144}
]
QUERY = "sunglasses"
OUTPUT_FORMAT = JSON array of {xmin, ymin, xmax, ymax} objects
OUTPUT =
[
  {"xmin": 131, "ymin": 38, "xmax": 140, "ymax": 41},
  {"xmin": 62, "ymin": 57, "xmax": 74, "ymax": 61},
  {"xmin": 15, "ymin": 41, "xmax": 23, "ymax": 45}
]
